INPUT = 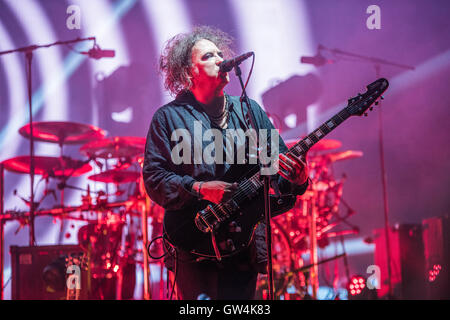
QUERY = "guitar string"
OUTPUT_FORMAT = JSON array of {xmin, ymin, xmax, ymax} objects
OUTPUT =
[
  {"xmin": 197, "ymin": 88, "xmax": 383, "ymax": 226},
  {"xmin": 201, "ymin": 177, "xmax": 260, "ymax": 222},
  {"xmin": 199, "ymin": 131, "xmax": 329, "ymax": 223},
  {"xmin": 200, "ymin": 134, "xmax": 317, "ymax": 222},
  {"xmin": 198, "ymin": 95, "xmax": 371, "ymax": 224},
  {"xmin": 200, "ymin": 149, "xmax": 304, "ymax": 222},
  {"xmin": 203, "ymin": 177, "xmax": 258, "ymax": 219}
]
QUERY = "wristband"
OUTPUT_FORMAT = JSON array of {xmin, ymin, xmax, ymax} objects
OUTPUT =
[{"xmin": 197, "ymin": 181, "xmax": 204, "ymax": 199}]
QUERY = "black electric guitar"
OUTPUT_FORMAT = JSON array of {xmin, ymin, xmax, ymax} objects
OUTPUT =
[{"xmin": 163, "ymin": 78, "xmax": 389, "ymax": 260}]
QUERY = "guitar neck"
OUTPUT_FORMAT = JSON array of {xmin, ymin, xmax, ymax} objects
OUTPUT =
[
  {"xmin": 229, "ymin": 106, "xmax": 353, "ymax": 204},
  {"xmin": 287, "ymin": 106, "xmax": 351, "ymax": 157}
]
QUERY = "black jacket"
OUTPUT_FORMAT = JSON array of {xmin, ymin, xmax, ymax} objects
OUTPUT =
[{"xmin": 143, "ymin": 91, "xmax": 308, "ymax": 272}]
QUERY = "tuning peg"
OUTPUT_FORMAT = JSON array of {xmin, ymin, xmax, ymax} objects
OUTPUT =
[
  {"xmin": 364, "ymin": 113, "xmax": 368, "ymax": 117},
  {"xmin": 369, "ymin": 107, "xmax": 373, "ymax": 111},
  {"xmin": 381, "ymin": 96, "xmax": 384, "ymax": 100},
  {"xmin": 375, "ymin": 101, "xmax": 379, "ymax": 106}
]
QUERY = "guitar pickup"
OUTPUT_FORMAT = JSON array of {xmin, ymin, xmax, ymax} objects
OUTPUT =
[{"xmin": 230, "ymin": 199, "xmax": 239, "ymax": 211}]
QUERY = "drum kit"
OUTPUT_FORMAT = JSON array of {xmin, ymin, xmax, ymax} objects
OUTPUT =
[
  {"xmin": 0, "ymin": 121, "xmax": 363, "ymax": 300},
  {"xmin": 0, "ymin": 121, "xmax": 163, "ymax": 299},
  {"xmin": 257, "ymin": 138, "xmax": 363, "ymax": 300}
]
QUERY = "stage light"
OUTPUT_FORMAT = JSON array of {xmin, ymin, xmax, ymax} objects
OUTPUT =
[
  {"xmin": 428, "ymin": 264, "xmax": 442, "ymax": 282},
  {"xmin": 347, "ymin": 275, "xmax": 375, "ymax": 300}
]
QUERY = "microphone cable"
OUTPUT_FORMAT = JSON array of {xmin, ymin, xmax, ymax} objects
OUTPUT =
[{"xmin": 146, "ymin": 233, "xmax": 179, "ymax": 300}]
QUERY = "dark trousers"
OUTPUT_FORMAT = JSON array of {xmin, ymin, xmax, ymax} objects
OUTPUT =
[{"xmin": 170, "ymin": 250, "xmax": 259, "ymax": 300}]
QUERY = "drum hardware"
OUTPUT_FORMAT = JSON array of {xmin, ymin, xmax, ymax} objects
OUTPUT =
[
  {"xmin": 1, "ymin": 120, "xmax": 157, "ymax": 299},
  {"xmin": 19, "ymin": 121, "xmax": 106, "ymax": 146},
  {"xmin": 262, "ymin": 140, "xmax": 364, "ymax": 299},
  {"xmin": 80, "ymin": 136, "xmax": 145, "ymax": 160},
  {"xmin": 1, "ymin": 119, "xmax": 366, "ymax": 299},
  {"xmin": 0, "ymin": 36, "xmax": 158, "ymax": 299},
  {"xmin": 88, "ymin": 169, "xmax": 140, "ymax": 185},
  {"xmin": 18, "ymin": 121, "xmax": 105, "ymax": 213},
  {"xmin": 2, "ymin": 155, "xmax": 92, "ymax": 178}
]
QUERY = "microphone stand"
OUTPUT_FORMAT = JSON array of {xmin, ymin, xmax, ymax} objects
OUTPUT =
[
  {"xmin": 233, "ymin": 62, "xmax": 275, "ymax": 300},
  {"xmin": 0, "ymin": 37, "xmax": 96, "ymax": 246},
  {"xmin": 319, "ymin": 45, "xmax": 415, "ymax": 298},
  {"xmin": 0, "ymin": 163, "xmax": 4, "ymax": 300}
]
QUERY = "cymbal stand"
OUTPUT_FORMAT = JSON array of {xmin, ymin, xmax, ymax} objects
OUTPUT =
[
  {"xmin": 306, "ymin": 186, "xmax": 319, "ymax": 299},
  {"xmin": 0, "ymin": 37, "xmax": 96, "ymax": 247},
  {"xmin": 0, "ymin": 163, "xmax": 4, "ymax": 300},
  {"xmin": 57, "ymin": 141, "xmax": 66, "ymax": 244},
  {"xmin": 56, "ymin": 140, "xmax": 68, "ymax": 208},
  {"xmin": 319, "ymin": 44, "xmax": 415, "ymax": 298},
  {"xmin": 26, "ymin": 49, "xmax": 35, "ymax": 246},
  {"xmin": 141, "ymin": 194, "xmax": 151, "ymax": 300}
]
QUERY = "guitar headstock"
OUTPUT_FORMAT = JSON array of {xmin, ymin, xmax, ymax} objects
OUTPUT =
[{"xmin": 346, "ymin": 78, "xmax": 389, "ymax": 117}]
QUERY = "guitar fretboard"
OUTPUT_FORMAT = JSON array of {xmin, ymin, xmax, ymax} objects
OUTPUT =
[
  {"xmin": 195, "ymin": 78, "xmax": 388, "ymax": 240},
  {"xmin": 287, "ymin": 107, "xmax": 351, "ymax": 158},
  {"xmin": 227, "ymin": 105, "xmax": 352, "ymax": 208}
]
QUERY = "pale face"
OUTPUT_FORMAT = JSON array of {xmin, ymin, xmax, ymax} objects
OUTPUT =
[{"xmin": 189, "ymin": 39, "xmax": 230, "ymax": 91}]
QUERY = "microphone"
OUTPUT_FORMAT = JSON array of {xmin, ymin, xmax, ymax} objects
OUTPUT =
[
  {"xmin": 219, "ymin": 51, "xmax": 254, "ymax": 72},
  {"xmin": 81, "ymin": 45, "xmax": 115, "ymax": 59},
  {"xmin": 300, "ymin": 53, "xmax": 334, "ymax": 67}
]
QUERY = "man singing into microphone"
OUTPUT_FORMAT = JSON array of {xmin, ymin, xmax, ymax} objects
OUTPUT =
[{"xmin": 143, "ymin": 26, "xmax": 309, "ymax": 300}]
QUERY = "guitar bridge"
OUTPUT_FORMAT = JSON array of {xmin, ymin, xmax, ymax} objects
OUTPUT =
[
  {"xmin": 194, "ymin": 204, "xmax": 230, "ymax": 233},
  {"xmin": 194, "ymin": 211, "xmax": 212, "ymax": 233}
]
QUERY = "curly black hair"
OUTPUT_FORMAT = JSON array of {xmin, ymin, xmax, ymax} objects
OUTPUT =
[{"xmin": 159, "ymin": 25, "xmax": 235, "ymax": 96}]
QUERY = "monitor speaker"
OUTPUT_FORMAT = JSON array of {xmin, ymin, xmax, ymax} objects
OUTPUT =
[
  {"xmin": 374, "ymin": 224, "xmax": 426, "ymax": 299},
  {"xmin": 10, "ymin": 245, "xmax": 90, "ymax": 300},
  {"xmin": 422, "ymin": 215, "xmax": 450, "ymax": 299}
]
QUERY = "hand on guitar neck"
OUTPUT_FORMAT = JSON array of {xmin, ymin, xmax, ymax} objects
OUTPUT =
[
  {"xmin": 278, "ymin": 153, "xmax": 309, "ymax": 186},
  {"xmin": 192, "ymin": 181, "xmax": 239, "ymax": 204},
  {"xmin": 191, "ymin": 152, "xmax": 308, "ymax": 206}
]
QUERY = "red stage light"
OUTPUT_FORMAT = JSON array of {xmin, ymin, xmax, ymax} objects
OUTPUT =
[
  {"xmin": 428, "ymin": 264, "xmax": 442, "ymax": 282},
  {"xmin": 348, "ymin": 275, "xmax": 366, "ymax": 296}
]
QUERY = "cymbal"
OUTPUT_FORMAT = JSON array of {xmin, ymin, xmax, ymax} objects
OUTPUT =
[
  {"xmin": 326, "ymin": 150, "xmax": 363, "ymax": 162},
  {"xmin": 285, "ymin": 138, "xmax": 342, "ymax": 151},
  {"xmin": 2, "ymin": 156, "xmax": 92, "ymax": 178},
  {"xmin": 80, "ymin": 136, "xmax": 146, "ymax": 159},
  {"xmin": 19, "ymin": 121, "xmax": 106, "ymax": 145},
  {"xmin": 88, "ymin": 169, "xmax": 141, "ymax": 184}
]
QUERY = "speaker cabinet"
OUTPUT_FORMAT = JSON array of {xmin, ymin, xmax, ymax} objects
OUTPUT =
[
  {"xmin": 10, "ymin": 245, "xmax": 90, "ymax": 300},
  {"xmin": 374, "ymin": 224, "xmax": 426, "ymax": 299},
  {"xmin": 422, "ymin": 215, "xmax": 450, "ymax": 299}
]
